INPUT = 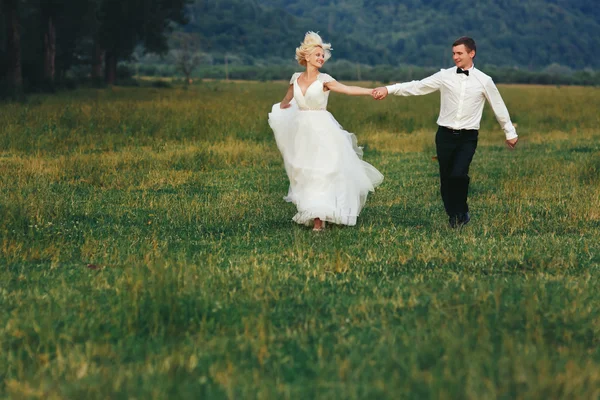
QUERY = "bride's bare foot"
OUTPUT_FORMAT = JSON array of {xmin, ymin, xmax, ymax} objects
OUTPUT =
[{"xmin": 313, "ymin": 218, "xmax": 324, "ymax": 231}]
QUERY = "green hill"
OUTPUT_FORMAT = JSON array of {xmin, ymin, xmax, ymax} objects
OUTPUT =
[{"xmin": 181, "ymin": 0, "xmax": 600, "ymax": 69}]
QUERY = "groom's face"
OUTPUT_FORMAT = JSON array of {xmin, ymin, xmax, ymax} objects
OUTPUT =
[{"xmin": 452, "ymin": 45, "xmax": 475, "ymax": 69}]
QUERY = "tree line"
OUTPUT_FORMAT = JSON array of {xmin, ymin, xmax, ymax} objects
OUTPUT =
[
  {"xmin": 0, "ymin": 0, "xmax": 187, "ymax": 96},
  {"xmin": 127, "ymin": 61, "xmax": 599, "ymax": 87},
  {"xmin": 2, "ymin": 0, "xmax": 599, "ymax": 97}
]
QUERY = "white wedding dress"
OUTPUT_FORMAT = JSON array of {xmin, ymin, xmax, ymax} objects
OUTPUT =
[{"xmin": 268, "ymin": 72, "xmax": 384, "ymax": 226}]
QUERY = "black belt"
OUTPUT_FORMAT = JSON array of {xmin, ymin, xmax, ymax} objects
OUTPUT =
[{"xmin": 440, "ymin": 126, "xmax": 478, "ymax": 134}]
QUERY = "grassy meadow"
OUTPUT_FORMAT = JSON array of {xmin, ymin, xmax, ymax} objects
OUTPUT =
[{"xmin": 1, "ymin": 80, "xmax": 600, "ymax": 399}]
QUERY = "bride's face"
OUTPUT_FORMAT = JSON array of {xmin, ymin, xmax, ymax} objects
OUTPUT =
[{"xmin": 306, "ymin": 47, "xmax": 325, "ymax": 69}]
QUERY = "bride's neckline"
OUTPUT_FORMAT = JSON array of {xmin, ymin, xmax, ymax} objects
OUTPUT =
[{"xmin": 296, "ymin": 73, "xmax": 321, "ymax": 97}]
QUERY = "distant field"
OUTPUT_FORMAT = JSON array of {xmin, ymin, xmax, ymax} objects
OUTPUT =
[{"xmin": 1, "ymin": 82, "xmax": 599, "ymax": 399}]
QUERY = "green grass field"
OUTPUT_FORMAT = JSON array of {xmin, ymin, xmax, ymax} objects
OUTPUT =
[{"xmin": 1, "ymin": 81, "xmax": 600, "ymax": 399}]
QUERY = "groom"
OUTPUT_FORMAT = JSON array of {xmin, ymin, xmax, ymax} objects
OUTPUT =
[{"xmin": 373, "ymin": 37, "xmax": 518, "ymax": 228}]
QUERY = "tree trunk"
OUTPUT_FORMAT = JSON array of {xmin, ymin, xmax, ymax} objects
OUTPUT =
[
  {"xmin": 104, "ymin": 51, "xmax": 117, "ymax": 85},
  {"xmin": 3, "ymin": 0, "xmax": 23, "ymax": 90},
  {"xmin": 92, "ymin": 42, "xmax": 105, "ymax": 80},
  {"xmin": 43, "ymin": 14, "xmax": 56, "ymax": 82}
]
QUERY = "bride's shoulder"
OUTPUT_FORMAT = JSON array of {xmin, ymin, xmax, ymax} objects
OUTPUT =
[
  {"xmin": 289, "ymin": 72, "xmax": 302, "ymax": 84},
  {"xmin": 317, "ymin": 73, "xmax": 336, "ymax": 83}
]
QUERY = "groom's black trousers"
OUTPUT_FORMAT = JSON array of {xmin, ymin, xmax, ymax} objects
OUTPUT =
[{"xmin": 435, "ymin": 126, "xmax": 478, "ymax": 216}]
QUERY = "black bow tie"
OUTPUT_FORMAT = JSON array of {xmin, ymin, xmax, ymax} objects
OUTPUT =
[{"xmin": 456, "ymin": 68, "xmax": 469, "ymax": 76}]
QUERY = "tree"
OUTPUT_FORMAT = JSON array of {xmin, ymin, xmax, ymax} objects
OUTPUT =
[
  {"xmin": 50, "ymin": 0, "xmax": 96, "ymax": 82},
  {"xmin": 170, "ymin": 32, "xmax": 201, "ymax": 84},
  {"xmin": 96, "ymin": 0, "xmax": 187, "ymax": 84},
  {"xmin": 3, "ymin": 0, "xmax": 98, "ymax": 89},
  {"xmin": 2, "ymin": 0, "xmax": 22, "ymax": 93},
  {"xmin": 0, "ymin": 0, "xmax": 189, "ymax": 92},
  {"xmin": 39, "ymin": 0, "xmax": 62, "ymax": 82}
]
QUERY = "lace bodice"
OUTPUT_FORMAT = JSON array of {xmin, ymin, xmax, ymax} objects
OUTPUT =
[{"xmin": 290, "ymin": 72, "xmax": 335, "ymax": 110}]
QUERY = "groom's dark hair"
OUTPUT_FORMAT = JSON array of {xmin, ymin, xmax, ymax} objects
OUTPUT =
[{"xmin": 453, "ymin": 36, "xmax": 476, "ymax": 54}]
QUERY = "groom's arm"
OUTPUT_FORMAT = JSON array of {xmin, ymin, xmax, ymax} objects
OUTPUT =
[
  {"xmin": 387, "ymin": 71, "xmax": 443, "ymax": 96},
  {"xmin": 482, "ymin": 77, "xmax": 518, "ymax": 147},
  {"xmin": 374, "ymin": 71, "xmax": 443, "ymax": 99}
]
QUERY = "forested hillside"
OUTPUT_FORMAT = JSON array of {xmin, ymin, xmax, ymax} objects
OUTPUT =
[
  {"xmin": 2, "ymin": 0, "xmax": 598, "ymax": 93},
  {"xmin": 182, "ymin": 0, "xmax": 600, "ymax": 69}
]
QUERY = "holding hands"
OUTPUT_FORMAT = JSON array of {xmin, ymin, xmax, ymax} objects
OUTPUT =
[{"xmin": 371, "ymin": 87, "xmax": 388, "ymax": 100}]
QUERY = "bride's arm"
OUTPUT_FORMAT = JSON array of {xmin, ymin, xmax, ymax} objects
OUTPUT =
[
  {"xmin": 280, "ymin": 85, "xmax": 294, "ymax": 109},
  {"xmin": 325, "ymin": 80, "xmax": 372, "ymax": 96}
]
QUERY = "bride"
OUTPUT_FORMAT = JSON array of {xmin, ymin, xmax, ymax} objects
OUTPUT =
[{"xmin": 268, "ymin": 32, "xmax": 383, "ymax": 231}]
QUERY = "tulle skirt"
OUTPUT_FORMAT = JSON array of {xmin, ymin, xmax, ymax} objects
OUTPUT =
[{"xmin": 268, "ymin": 101, "xmax": 383, "ymax": 226}]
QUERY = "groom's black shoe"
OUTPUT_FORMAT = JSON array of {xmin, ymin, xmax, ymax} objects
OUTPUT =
[
  {"xmin": 449, "ymin": 212, "xmax": 470, "ymax": 228},
  {"xmin": 449, "ymin": 214, "xmax": 459, "ymax": 228}
]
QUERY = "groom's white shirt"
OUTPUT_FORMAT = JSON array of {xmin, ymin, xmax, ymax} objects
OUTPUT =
[{"xmin": 386, "ymin": 66, "xmax": 518, "ymax": 140}]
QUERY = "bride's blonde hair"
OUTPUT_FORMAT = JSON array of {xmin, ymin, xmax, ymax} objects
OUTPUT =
[{"xmin": 295, "ymin": 31, "xmax": 332, "ymax": 66}]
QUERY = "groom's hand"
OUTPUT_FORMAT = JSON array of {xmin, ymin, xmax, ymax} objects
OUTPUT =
[
  {"xmin": 372, "ymin": 87, "xmax": 388, "ymax": 100},
  {"xmin": 506, "ymin": 137, "xmax": 518, "ymax": 149}
]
